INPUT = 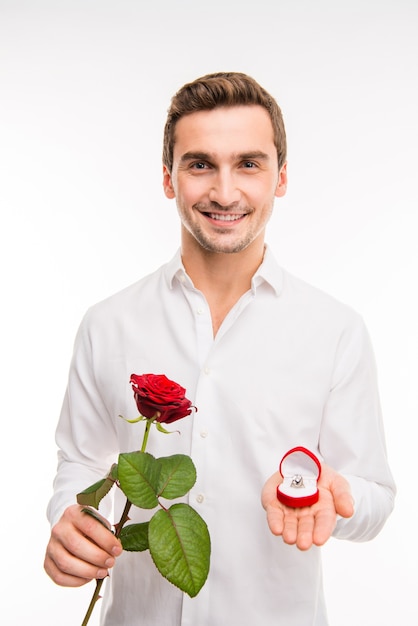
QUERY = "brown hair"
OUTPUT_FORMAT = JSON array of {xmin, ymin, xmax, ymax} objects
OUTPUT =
[{"xmin": 162, "ymin": 72, "xmax": 287, "ymax": 173}]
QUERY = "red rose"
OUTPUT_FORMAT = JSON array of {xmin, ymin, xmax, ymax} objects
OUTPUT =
[{"xmin": 130, "ymin": 373, "xmax": 195, "ymax": 424}]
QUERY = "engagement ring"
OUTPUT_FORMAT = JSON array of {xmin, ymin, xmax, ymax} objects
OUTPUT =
[{"xmin": 290, "ymin": 474, "xmax": 304, "ymax": 488}]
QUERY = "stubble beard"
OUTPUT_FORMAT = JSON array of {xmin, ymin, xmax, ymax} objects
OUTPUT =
[
  {"xmin": 185, "ymin": 220, "xmax": 257, "ymax": 254},
  {"xmin": 180, "ymin": 201, "xmax": 263, "ymax": 255}
]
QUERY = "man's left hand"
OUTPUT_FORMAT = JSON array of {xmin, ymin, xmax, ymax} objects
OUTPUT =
[{"xmin": 261, "ymin": 463, "xmax": 354, "ymax": 550}]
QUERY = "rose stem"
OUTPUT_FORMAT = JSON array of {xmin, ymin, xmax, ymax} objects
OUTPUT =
[
  {"xmin": 140, "ymin": 418, "xmax": 152, "ymax": 452},
  {"xmin": 81, "ymin": 416, "xmax": 153, "ymax": 625},
  {"xmin": 81, "ymin": 579, "xmax": 104, "ymax": 626}
]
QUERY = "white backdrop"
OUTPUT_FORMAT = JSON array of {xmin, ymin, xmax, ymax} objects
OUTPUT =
[{"xmin": 1, "ymin": 1, "xmax": 417, "ymax": 624}]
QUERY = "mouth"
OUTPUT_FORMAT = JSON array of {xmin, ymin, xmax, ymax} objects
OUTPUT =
[{"xmin": 205, "ymin": 212, "xmax": 246, "ymax": 222}]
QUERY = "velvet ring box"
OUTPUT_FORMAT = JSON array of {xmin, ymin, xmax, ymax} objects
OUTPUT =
[{"xmin": 276, "ymin": 446, "xmax": 322, "ymax": 508}]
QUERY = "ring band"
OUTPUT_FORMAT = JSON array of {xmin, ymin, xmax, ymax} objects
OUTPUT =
[{"xmin": 290, "ymin": 474, "xmax": 304, "ymax": 488}]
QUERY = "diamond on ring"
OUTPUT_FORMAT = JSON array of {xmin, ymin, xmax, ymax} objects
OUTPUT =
[{"xmin": 290, "ymin": 474, "xmax": 304, "ymax": 488}]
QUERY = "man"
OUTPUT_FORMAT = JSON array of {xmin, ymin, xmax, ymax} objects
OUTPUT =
[{"xmin": 45, "ymin": 72, "xmax": 395, "ymax": 625}]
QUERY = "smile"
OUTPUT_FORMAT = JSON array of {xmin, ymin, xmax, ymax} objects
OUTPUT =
[{"xmin": 207, "ymin": 213, "xmax": 245, "ymax": 222}]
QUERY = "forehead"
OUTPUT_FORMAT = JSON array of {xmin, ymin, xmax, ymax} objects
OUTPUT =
[{"xmin": 172, "ymin": 105, "xmax": 275, "ymax": 157}]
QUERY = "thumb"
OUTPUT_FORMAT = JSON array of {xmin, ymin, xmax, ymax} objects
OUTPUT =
[{"xmin": 328, "ymin": 472, "xmax": 354, "ymax": 519}]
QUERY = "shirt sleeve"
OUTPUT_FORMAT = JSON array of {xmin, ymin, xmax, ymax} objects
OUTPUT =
[
  {"xmin": 46, "ymin": 310, "xmax": 119, "ymax": 527},
  {"xmin": 319, "ymin": 315, "xmax": 396, "ymax": 541}
]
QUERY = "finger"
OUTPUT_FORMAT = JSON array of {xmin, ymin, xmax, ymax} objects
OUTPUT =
[
  {"xmin": 262, "ymin": 471, "xmax": 285, "ymax": 535},
  {"xmin": 319, "ymin": 465, "xmax": 354, "ymax": 520},
  {"xmin": 332, "ymin": 481, "xmax": 354, "ymax": 519},
  {"xmin": 44, "ymin": 534, "xmax": 110, "ymax": 587},
  {"xmin": 264, "ymin": 502, "xmax": 285, "ymax": 536},
  {"xmin": 71, "ymin": 506, "xmax": 122, "ymax": 556},
  {"xmin": 55, "ymin": 522, "xmax": 117, "ymax": 568},
  {"xmin": 295, "ymin": 511, "xmax": 315, "ymax": 550},
  {"xmin": 281, "ymin": 509, "xmax": 299, "ymax": 545},
  {"xmin": 44, "ymin": 549, "xmax": 108, "ymax": 587},
  {"xmin": 312, "ymin": 506, "xmax": 337, "ymax": 546}
]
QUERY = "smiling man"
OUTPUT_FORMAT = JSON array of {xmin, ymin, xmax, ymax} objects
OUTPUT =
[
  {"xmin": 163, "ymin": 102, "xmax": 287, "ymax": 336},
  {"xmin": 45, "ymin": 72, "xmax": 395, "ymax": 626}
]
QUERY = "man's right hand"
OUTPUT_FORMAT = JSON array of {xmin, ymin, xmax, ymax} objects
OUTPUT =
[{"xmin": 44, "ymin": 504, "xmax": 123, "ymax": 587}]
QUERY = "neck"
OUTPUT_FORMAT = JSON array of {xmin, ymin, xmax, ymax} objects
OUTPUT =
[
  {"xmin": 182, "ymin": 235, "xmax": 265, "ymax": 292},
  {"xmin": 180, "ymin": 231, "xmax": 266, "ymax": 335}
]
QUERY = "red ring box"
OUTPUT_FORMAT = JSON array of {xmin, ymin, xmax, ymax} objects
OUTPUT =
[{"xmin": 276, "ymin": 446, "xmax": 321, "ymax": 508}]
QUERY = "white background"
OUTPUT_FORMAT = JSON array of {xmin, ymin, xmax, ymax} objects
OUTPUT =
[{"xmin": 1, "ymin": 1, "xmax": 417, "ymax": 624}]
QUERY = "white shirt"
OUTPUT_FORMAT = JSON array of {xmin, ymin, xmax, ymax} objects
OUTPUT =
[{"xmin": 48, "ymin": 247, "xmax": 395, "ymax": 626}]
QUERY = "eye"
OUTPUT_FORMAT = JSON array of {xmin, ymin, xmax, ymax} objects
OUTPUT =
[
  {"xmin": 242, "ymin": 161, "xmax": 257, "ymax": 169},
  {"xmin": 191, "ymin": 161, "xmax": 209, "ymax": 170}
]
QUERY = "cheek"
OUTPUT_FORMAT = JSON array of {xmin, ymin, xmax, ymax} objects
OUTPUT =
[
  {"xmin": 177, "ymin": 178, "xmax": 208, "ymax": 204},
  {"xmin": 242, "ymin": 181, "xmax": 275, "ymax": 207}
]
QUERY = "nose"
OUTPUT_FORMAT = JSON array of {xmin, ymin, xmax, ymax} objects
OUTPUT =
[{"xmin": 208, "ymin": 169, "xmax": 241, "ymax": 206}]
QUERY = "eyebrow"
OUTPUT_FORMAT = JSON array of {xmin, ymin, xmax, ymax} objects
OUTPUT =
[
  {"xmin": 179, "ymin": 152, "xmax": 212, "ymax": 163},
  {"xmin": 179, "ymin": 150, "xmax": 271, "ymax": 163}
]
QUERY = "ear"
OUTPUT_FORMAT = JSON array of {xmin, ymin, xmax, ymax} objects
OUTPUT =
[
  {"xmin": 275, "ymin": 162, "xmax": 288, "ymax": 198},
  {"xmin": 163, "ymin": 164, "xmax": 176, "ymax": 199}
]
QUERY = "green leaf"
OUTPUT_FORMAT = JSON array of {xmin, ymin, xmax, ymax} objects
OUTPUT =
[
  {"xmin": 118, "ymin": 451, "xmax": 160, "ymax": 509},
  {"xmin": 119, "ymin": 414, "xmax": 146, "ymax": 424},
  {"xmin": 77, "ymin": 464, "xmax": 118, "ymax": 509},
  {"xmin": 156, "ymin": 454, "xmax": 197, "ymax": 500},
  {"xmin": 148, "ymin": 503, "xmax": 211, "ymax": 597},
  {"xmin": 155, "ymin": 422, "xmax": 177, "ymax": 435},
  {"xmin": 109, "ymin": 463, "xmax": 118, "ymax": 481},
  {"xmin": 119, "ymin": 522, "xmax": 149, "ymax": 552}
]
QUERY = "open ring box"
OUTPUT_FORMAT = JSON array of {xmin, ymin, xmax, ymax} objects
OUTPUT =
[{"xmin": 276, "ymin": 446, "xmax": 321, "ymax": 508}]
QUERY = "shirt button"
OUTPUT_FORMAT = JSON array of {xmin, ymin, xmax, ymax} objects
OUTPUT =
[
  {"xmin": 200, "ymin": 430, "xmax": 208, "ymax": 438},
  {"xmin": 196, "ymin": 494, "xmax": 205, "ymax": 504},
  {"xmin": 196, "ymin": 308, "xmax": 204, "ymax": 315},
  {"xmin": 204, "ymin": 366, "xmax": 210, "ymax": 375}
]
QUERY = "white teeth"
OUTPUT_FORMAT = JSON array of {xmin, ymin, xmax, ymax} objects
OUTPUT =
[{"xmin": 208, "ymin": 213, "xmax": 244, "ymax": 221}]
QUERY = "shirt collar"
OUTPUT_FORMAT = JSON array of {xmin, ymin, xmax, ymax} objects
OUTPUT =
[
  {"xmin": 165, "ymin": 249, "xmax": 192, "ymax": 290},
  {"xmin": 165, "ymin": 245, "xmax": 283, "ymax": 297},
  {"xmin": 251, "ymin": 245, "xmax": 283, "ymax": 297}
]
